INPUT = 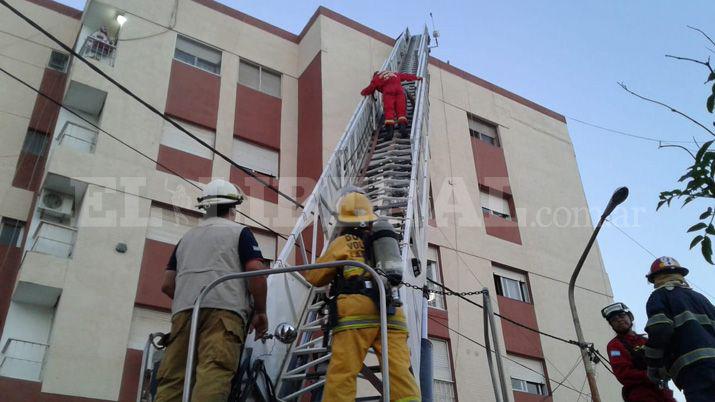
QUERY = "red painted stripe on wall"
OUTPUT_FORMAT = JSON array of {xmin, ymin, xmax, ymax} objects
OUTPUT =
[
  {"xmin": 156, "ymin": 145, "xmax": 213, "ymax": 183},
  {"xmin": 235, "ymin": 84, "xmax": 282, "ymax": 151},
  {"xmin": 165, "ymin": 60, "xmax": 220, "ymax": 130}
]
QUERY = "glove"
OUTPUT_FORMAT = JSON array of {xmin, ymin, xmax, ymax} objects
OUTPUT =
[{"xmin": 386, "ymin": 273, "xmax": 403, "ymax": 287}]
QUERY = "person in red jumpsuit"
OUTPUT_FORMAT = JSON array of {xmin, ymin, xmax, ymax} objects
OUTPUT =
[
  {"xmin": 360, "ymin": 70, "xmax": 422, "ymax": 139},
  {"xmin": 602, "ymin": 302, "xmax": 675, "ymax": 402}
]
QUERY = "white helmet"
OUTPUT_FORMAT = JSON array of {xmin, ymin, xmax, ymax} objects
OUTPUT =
[{"xmin": 196, "ymin": 179, "xmax": 244, "ymax": 209}]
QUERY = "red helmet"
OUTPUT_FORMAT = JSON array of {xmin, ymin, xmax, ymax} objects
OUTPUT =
[{"xmin": 646, "ymin": 256, "xmax": 689, "ymax": 283}]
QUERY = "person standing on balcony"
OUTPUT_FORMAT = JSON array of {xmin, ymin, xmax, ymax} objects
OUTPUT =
[
  {"xmin": 155, "ymin": 179, "xmax": 268, "ymax": 402},
  {"xmin": 602, "ymin": 302, "xmax": 675, "ymax": 402},
  {"xmin": 305, "ymin": 191, "xmax": 420, "ymax": 402},
  {"xmin": 361, "ymin": 70, "xmax": 422, "ymax": 140},
  {"xmin": 87, "ymin": 26, "xmax": 113, "ymax": 60}
]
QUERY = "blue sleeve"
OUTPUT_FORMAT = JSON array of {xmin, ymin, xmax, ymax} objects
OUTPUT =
[
  {"xmin": 644, "ymin": 290, "xmax": 674, "ymax": 368},
  {"xmin": 239, "ymin": 228, "xmax": 264, "ymax": 265}
]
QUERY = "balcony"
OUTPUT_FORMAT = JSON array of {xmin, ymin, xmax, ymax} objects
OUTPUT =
[
  {"xmin": 30, "ymin": 220, "xmax": 77, "ymax": 259},
  {"xmin": 79, "ymin": 35, "xmax": 116, "ymax": 67},
  {"xmin": 0, "ymin": 338, "xmax": 48, "ymax": 381},
  {"xmin": 57, "ymin": 121, "xmax": 98, "ymax": 153}
]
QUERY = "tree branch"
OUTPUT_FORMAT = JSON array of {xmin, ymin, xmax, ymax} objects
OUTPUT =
[
  {"xmin": 619, "ymin": 82, "xmax": 715, "ymax": 137},
  {"xmin": 688, "ymin": 25, "xmax": 715, "ymax": 48},
  {"xmin": 665, "ymin": 54, "xmax": 714, "ymax": 75},
  {"xmin": 658, "ymin": 141, "xmax": 696, "ymax": 158}
]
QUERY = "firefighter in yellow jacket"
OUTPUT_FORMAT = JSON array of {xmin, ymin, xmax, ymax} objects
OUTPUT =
[{"xmin": 304, "ymin": 191, "xmax": 420, "ymax": 402}]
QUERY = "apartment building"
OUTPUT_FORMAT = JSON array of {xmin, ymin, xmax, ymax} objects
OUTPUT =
[{"xmin": 0, "ymin": 0, "xmax": 620, "ymax": 401}]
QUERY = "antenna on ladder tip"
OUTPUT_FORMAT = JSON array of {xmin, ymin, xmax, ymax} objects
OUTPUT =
[{"xmin": 429, "ymin": 12, "xmax": 440, "ymax": 48}]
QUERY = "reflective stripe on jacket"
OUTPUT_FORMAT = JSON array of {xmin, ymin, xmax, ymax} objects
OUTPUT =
[{"xmin": 645, "ymin": 285, "xmax": 715, "ymax": 385}]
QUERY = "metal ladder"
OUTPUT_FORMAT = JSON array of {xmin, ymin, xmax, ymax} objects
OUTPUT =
[{"xmin": 261, "ymin": 27, "xmax": 432, "ymax": 401}]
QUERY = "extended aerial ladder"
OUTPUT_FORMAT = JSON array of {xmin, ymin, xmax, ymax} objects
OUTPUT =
[
  {"xmin": 260, "ymin": 27, "xmax": 433, "ymax": 401},
  {"xmin": 136, "ymin": 26, "xmax": 432, "ymax": 402}
]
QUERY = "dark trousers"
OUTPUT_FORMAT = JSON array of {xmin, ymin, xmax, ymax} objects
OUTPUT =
[{"xmin": 678, "ymin": 360, "xmax": 715, "ymax": 402}]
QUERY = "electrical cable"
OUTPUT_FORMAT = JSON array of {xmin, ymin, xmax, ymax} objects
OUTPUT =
[
  {"xmin": 427, "ymin": 316, "xmax": 592, "ymax": 399},
  {"xmin": 0, "ymin": 0, "xmax": 304, "ymax": 210},
  {"xmin": 541, "ymin": 354, "xmax": 582, "ymax": 400},
  {"xmin": 0, "ymin": 64, "xmax": 295, "ymax": 248}
]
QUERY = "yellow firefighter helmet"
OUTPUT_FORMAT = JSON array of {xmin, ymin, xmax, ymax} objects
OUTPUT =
[{"xmin": 336, "ymin": 192, "xmax": 378, "ymax": 226}]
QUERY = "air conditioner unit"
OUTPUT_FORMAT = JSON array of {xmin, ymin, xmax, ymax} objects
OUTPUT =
[{"xmin": 38, "ymin": 190, "xmax": 74, "ymax": 218}]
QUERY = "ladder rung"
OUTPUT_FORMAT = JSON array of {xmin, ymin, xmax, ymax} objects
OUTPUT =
[
  {"xmin": 296, "ymin": 336, "xmax": 324, "ymax": 350},
  {"xmin": 286, "ymin": 353, "xmax": 332, "ymax": 375},
  {"xmin": 280, "ymin": 379, "xmax": 326, "ymax": 401},
  {"xmin": 292, "ymin": 346, "xmax": 329, "ymax": 355}
]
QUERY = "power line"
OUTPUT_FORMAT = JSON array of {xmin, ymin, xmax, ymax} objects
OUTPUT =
[
  {"xmin": 0, "ymin": 64, "xmax": 295, "ymax": 247},
  {"xmin": 542, "ymin": 354, "xmax": 582, "ymax": 400},
  {"xmin": 0, "ymin": 0, "xmax": 304, "ymax": 209},
  {"xmin": 567, "ymin": 115, "xmax": 700, "ymax": 145},
  {"xmin": 427, "ymin": 316, "xmax": 592, "ymax": 399}
]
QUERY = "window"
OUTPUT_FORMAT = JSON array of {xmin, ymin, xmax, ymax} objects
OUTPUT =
[
  {"xmin": 493, "ymin": 266, "xmax": 530, "ymax": 303},
  {"xmin": 426, "ymin": 246, "xmax": 446, "ymax": 310},
  {"xmin": 160, "ymin": 120, "xmax": 216, "ymax": 160},
  {"xmin": 239, "ymin": 60, "xmax": 281, "ymax": 98},
  {"xmin": 21, "ymin": 129, "xmax": 49, "ymax": 156},
  {"xmin": 468, "ymin": 115, "xmax": 499, "ymax": 146},
  {"xmin": 480, "ymin": 190, "xmax": 511, "ymax": 220},
  {"xmin": 232, "ymin": 138, "xmax": 279, "ymax": 177},
  {"xmin": 0, "ymin": 218, "xmax": 25, "ymax": 247},
  {"xmin": 48, "ymin": 51, "xmax": 69, "ymax": 72},
  {"xmin": 431, "ymin": 338, "xmax": 457, "ymax": 402},
  {"xmin": 174, "ymin": 35, "xmax": 221, "ymax": 74},
  {"xmin": 507, "ymin": 354, "xmax": 548, "ymax": 396}
]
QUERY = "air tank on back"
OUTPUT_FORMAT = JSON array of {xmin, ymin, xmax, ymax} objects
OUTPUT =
[{"xmin": 371, "ymin": 217, "xmax": 403, "ymax": 286}]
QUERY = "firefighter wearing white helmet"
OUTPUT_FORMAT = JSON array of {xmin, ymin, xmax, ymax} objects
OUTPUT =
[
  {"xmin": 603, "ymin": 302, "xmax": 675, "ymax": 401},
  {"xmin": 156, "ymin": 179, "xmax": 268, "ymax": 402},
  {"xmin": 304, "ymin": 191, "xmax": 420, "ymax": 402}
]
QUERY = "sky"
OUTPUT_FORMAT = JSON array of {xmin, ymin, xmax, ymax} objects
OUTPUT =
[{"xmin": 49, "ymin": 0, "xmax": 715, "ymax": 399}]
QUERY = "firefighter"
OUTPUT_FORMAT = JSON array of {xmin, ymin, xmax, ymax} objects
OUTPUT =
[
  {"xmin": 603, "ymin": 302, "xmax": 675, "ymax": 401},
  {"xmin": 361, "ymin": 70, "xmax": 422, "ymax": 139},
  {"xmin": 305, "ymin": 191, "xmax": 420, "ymax": 402},
  {"xmin": 644, "ymin": 256, "xmax": 715, "ymax": 402},
  {"xmin": 155, "ymin": 179, "xmax": 268, "ymax": 402}
]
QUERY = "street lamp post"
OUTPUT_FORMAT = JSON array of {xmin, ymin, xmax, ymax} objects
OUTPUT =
[{"xmin": 568, "ymin": 186, "xmax": 629, "ymax": 402}]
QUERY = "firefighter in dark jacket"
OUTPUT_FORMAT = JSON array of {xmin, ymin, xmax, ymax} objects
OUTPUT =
[
  {"xmin": 644, "ymin": 256, "xmax": 715, "ymax": 402},
  {"xmin": 603, "ymin": 302, "xmax": 675, "ymax": 402}
]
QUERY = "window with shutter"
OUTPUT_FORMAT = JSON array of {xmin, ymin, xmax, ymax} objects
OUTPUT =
[
  {"xmin": 480, "ymin": 190, "xmax": 512, "ymax": 220},
  {"xmin": 146, "ymin": 206, "xmax": 198, "ymax": 245},
  {"xmin": 239, "ymin": 60, "xmax": 282, "ymax": 98},
  {"xmin": 160, "ymin": 120, "xmax": 216, "ymax": 160},
  {"xmin": 468, "ymin": 114, "xmax": 499, "ymax": 146},
  {"xmin": 232, "ymin": 138, "xmax": 279, "ymax": 177},
  {"xmin": 0, "ymin": 218, "xmax": 25, "ymax": 247},
  {"xmin": 174, "ymin": 35, "xmax": 221, "ymax": 74},
  {"xmin": 431, "ymin": 338, "xmax": 457, "ymax": 402},
  {"xmin": 426, "ymin": 246, "xmax": 446, "ymax": 309},
  {"xmin": 506, "ymin": 354, "xmax": 548, "ymax": 396},
  {"xmin": 493, "ymin": 266, "xmax": 530, "ymax": 303}
]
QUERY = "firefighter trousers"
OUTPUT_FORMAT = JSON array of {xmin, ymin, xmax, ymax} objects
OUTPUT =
[
  {"xmin": 382, "ymin": 91, "xmax": 408, "ymax": 127},
  {"xmin": 322, "ymin": 327, "xmax": 420, "ymax": 402},
  {"xmin": 155, "ymin": 308, "xmax": 245, "ymax": 402}
]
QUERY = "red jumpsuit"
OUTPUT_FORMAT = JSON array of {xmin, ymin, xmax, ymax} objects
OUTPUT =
[
  {"xmin": 606, "ymin": 332, "xmax": 675, "ymax": 402},
  {"xmin": 360, "ymin": 71, "xmax": 420, "ymax": 126}
]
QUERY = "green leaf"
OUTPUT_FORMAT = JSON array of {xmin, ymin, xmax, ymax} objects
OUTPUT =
[
  {"xmin": 700, "ymin": 207, "xmax": 713, "ymax": 219},
  {"xmin": 708, "ymin": 224, "xmax": 715, "ymax": 236},
  {"xmin": 708, "ymin": 94, "xmax": 715, "ymax": 113},
  {"xmin": 691, "ymin": 235, "xmax": 705, "ymax": 249},
  {"xmin": 696, "ymin": 141, "xmax": 714, "ymax": 161},
  {"xmin": 702, "ymin": 236, "xmax": 713, "ymax": 264},
  {"xmin": 683, "ymin": 196, "xmax": 696, "ymax": 207},
  {"xmin": 709, "ymin": 72, "xmax": 715, "ymax": 82},
  {"xmin": 688, "ymin": 222, "xmax": 708, "ymax": 232},
  {"xmin": 657, "ymin": 200, "xmax": 667, "ymax": 210}
]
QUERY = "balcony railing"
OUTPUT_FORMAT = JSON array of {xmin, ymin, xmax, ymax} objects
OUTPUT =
[
  {"xmin": 31, "ymin": 220, "xmax": 77, "ymax": 259},
  {"xmin": 0, "ymin": 338, "xmax": 48, "ymax": 381},
  {"xmin": 57, "ymin": 121, "xmax": 98, "ymax": 153},
  {"xmin": 79, "ymin": 35, "xmax": 116, "ymax": 67}
]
